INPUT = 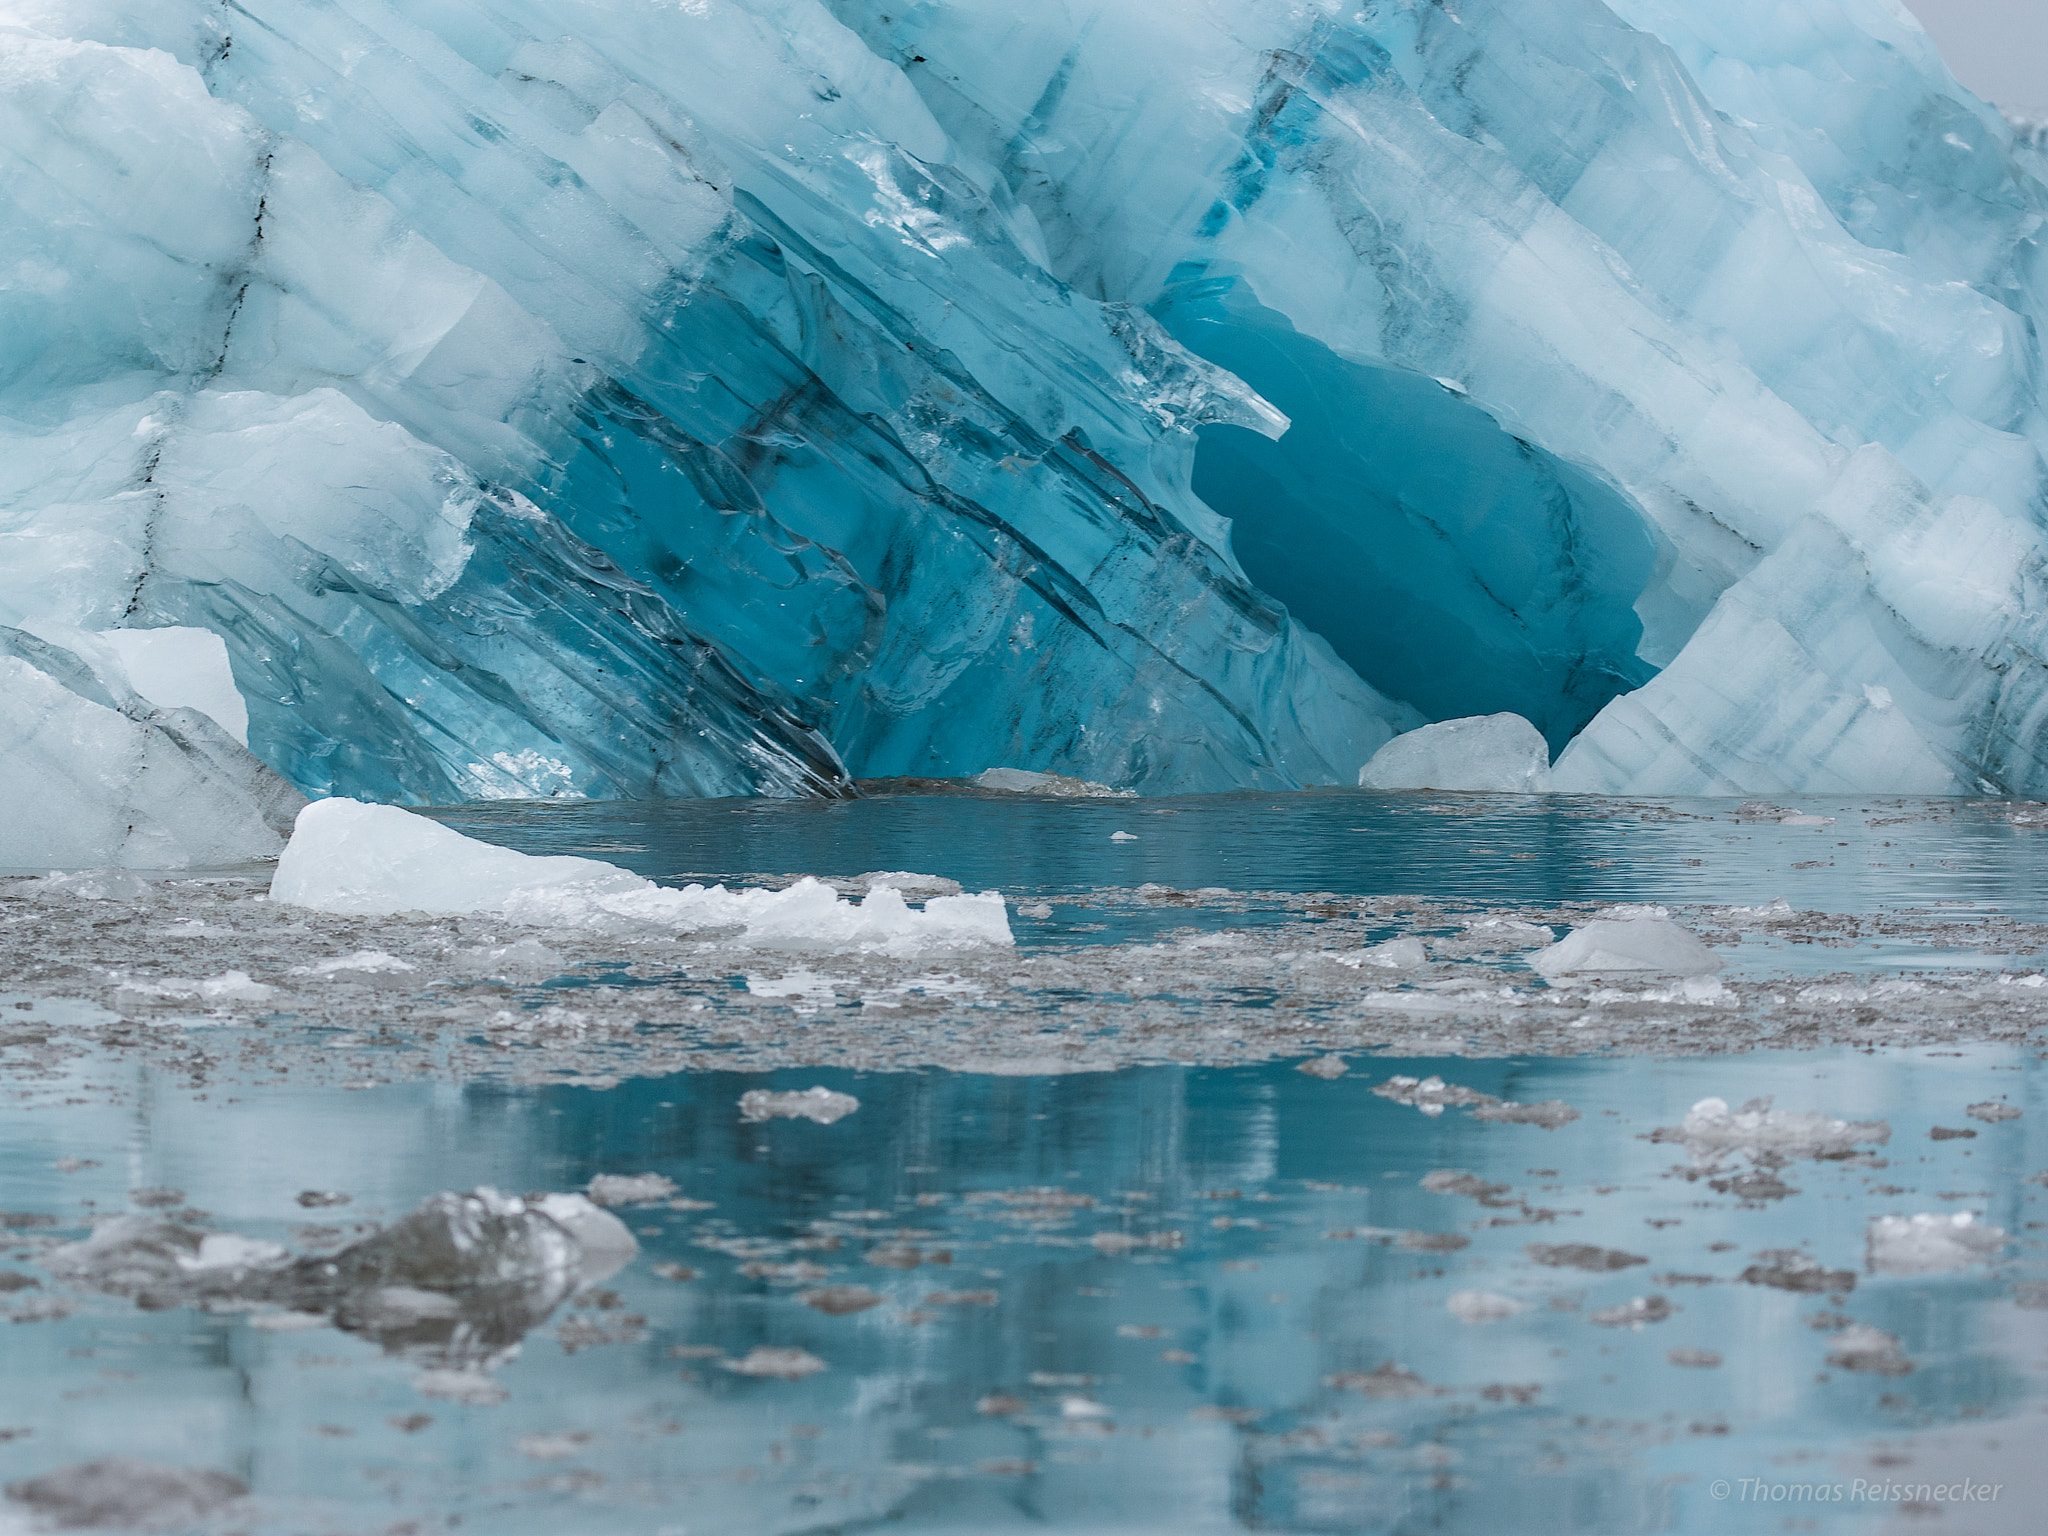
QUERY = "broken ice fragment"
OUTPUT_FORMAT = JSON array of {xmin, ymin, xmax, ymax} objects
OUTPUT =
[
  {"xmin": 1526, "ymin": 1243, "xmax": 1648, "ymax": 1273},
  {"xmin": 1357, "ymin": 714, "xmax": 1550, "ymax": 792},
  {"xmin": 739, "ymin": 1087, "xmax": 860, "ymax": 1124},
  {"xmin": 1965, "ymin": 1101, "xmax": 2023, "ymax": 1123},
  {"xmin": 800, "ymin": 1285, "xmax": 883, "ymax": 1316},
  {"xmin": 1472, "ymin": 1100, "xmax": 1581, "ymax": 1129},
  {"xmin": 1739, "ymin": 1250, "xmax": 1856, "ymax": 1293},
  {"xmin": 1865, "ymin": 1213, "xmax": 2006, "ymax": 1276},
  {"xmin": 4, "ymin": 1459, "xmax": 248, "ymax": 1532},
  {"xmin": 1109, "ymin": 831, "xmax": 1138, "ymax": 842},
  {"xmin": 586, "ymin": 1173, "xmax": 679, "ymax": 1207},
  {"xmin": 1295, "ymin": 1054, "xmax": 1348, "ymax": 1080},
  {"xmin": 1529, "ymin": 918, "xmax": 1722, "ymax": 978},
  {"xmin": 722, "ymin": 1346, "xmax": 827, "ymax": 1380},
  {"xmin": 1588, "ymin": 1295, "xmax": 1673, "ymax": 1328},
  {"xmin": 273, "ymin": 801, "xmax": 1011, "ymax": 953},
  {"xmin": 1651, "ymin": 1097, "xmax": 1889, "ymax": 1161},
  {"xmin": 1667, "ymin": 1348, "xmax": 1722, "ymax": 1368},
  {"xmin": 969, "ymin": 769, "xmax": 1134, "ymax": 798},
  {"xmin": 1373, "ymin": 1076, "xmax": 1499, "ymax": 1115},
  {"xmin": 1826, "ymin": 1324, "xmax": 1914, "ymax": 1376},
  {"xmin": 1324, "ymin": 1362, "xmax": 1429, "ymax": 1399},
  {"xmin": 1446, "ymin": 1290, "xmax": 1525, "ymax": 1324}
]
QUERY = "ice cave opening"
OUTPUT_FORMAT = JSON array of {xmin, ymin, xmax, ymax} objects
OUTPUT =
[{"xmin": 1161, "ymin": 273, "xmax": 1664, "ymax": 758}]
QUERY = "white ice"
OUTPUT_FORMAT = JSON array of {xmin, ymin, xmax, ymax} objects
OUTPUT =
[
  {"xmin": 1358, "ymin": 715, "xmax": 1552, "ymax": 793},
  {"xmin": 1529, "ymin": 917, "xmax": 1723, "ymax": 977},
  {"xmin": 270, "ymin": 799, "xmax": 1013, "ymax": 953}
]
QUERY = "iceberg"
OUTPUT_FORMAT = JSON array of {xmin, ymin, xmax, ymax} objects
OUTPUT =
[
  {"xmin": 271, "ymin": 797, "xmax": 1015, "ymax": 951},
  {"xmin": 5, "ymin": 0, "xmax": 2048, "ymax": 828}
]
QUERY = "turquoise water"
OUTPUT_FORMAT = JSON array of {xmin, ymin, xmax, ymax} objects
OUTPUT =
[{"xmin": 4, "ymin": 792, "xmax": 2045, "ymax": 1533}]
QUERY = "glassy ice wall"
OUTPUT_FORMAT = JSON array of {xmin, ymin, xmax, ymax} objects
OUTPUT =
[{"xmin": 8, "ymin": 0, "xmax": 2048, "ymax": 823}]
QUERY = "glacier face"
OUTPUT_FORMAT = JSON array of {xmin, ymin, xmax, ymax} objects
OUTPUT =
[{"xmin": 5, "ymin": 0, "xmax": 2048, "ymax": 845}]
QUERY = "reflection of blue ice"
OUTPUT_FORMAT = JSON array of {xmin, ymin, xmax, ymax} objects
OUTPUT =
[{"xmin": 1, "ymin": 1048, "xmax": 2038, "ymax": 1534}]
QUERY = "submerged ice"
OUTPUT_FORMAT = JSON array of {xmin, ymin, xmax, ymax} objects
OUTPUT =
[{"xmin": 7, "ymin": 0, "xmax": 2048, "ymax": 853}]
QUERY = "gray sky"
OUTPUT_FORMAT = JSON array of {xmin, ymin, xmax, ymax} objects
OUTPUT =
[{"xmin": 1904, "ymin": 0, "xmax": 2048, "ymax": 117}]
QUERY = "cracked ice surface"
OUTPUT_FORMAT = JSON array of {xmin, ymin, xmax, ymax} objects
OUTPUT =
[{"xmin": 9, "ymin": 2, "xmax": 2048, "ymax": 864}]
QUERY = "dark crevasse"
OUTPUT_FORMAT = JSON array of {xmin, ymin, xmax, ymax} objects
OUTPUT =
[{"xmin": 1156, "ymin": 274, "xmax": 1662, "ymax": 754}]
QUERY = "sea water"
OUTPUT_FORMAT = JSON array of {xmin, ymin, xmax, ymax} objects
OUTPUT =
[{"xmin": 0, "ymin": 792, "xmax": 2043, "ymax": 1534}]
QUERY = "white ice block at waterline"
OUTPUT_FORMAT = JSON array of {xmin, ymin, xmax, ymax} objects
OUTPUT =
[
  {"xmin": 1529, "ymin": 918, "xmax": 1723, "ymax": 978},
  {"xmin": 269, "ymin": 800, "xmax": 1014, "ymax": 951},
  {"xmin": 1358, "ymin": 715, "xmax": 1551, "ymax": 793}
]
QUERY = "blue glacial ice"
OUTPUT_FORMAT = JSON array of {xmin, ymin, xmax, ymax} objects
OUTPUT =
[{"xmin": 7, "ymin": 0, "xmax": 2048, "ymax": 860}]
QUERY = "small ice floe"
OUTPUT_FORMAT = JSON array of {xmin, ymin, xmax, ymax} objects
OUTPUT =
[
  {"xmin": 1588, "ymin": 1295, "xmax": 1673, "ymax": 1328},
  {"xmin": 739, "ymin": 1087, "xmax": 860, "ymax": 1124},
  {"xmin": 1327, "ymin": 936, "xmax": 1428, "ymax": 969},
  {"xmin": 1459, "ymin": 917, "xmax": 1555, "ymax": 949},
  {"xmin": 516, "ymin": 1431, "xmax": 591, "ymax": 1462},
  {"xmin": 449, "ymin": 938, "xmax": 564, "ymax": 980},
  {"xmin": 1357, "ymin": 713, "xmax": 1550, "ymax": 792},
  {"xmin": 1472, "ymin": 1099, "xmax": 1581, "ymax": 1129},
  {"xmin": 1725, "ymin": 896, "xmax": 1796, "ymax": 922},
  {"xmin": 3, "ymin": 1458, "xmax": 248, "ymax": 1530},
  {"xmin": 120, "ymin": 970, "xmax": 276, "ymax": 1003},
  {"xmin": 288, "ymin": 949, "xmax": 415, "ymax": 977},
  {"xmin": 1826, "ymin": 1324, "xmax": 1913, "ymax": 1375},
  {"xmin": 1296, "ymin": 1054, "xmax": 1348, "ymax": 1080},
  {"xmin": 1446, "ymin": 1290, "xmax": 1525, "ymax": 1324},
  {"xmin": 969, "ymin": 767, "xmax": 1134, "ymax": 798},
  {"xmin": 586, "ymin": 1173, "xmax": 678, "ymax": 1207},
  {"xmin": 25, "ymin": 868, "xmax": 154, "ymax": 902},
  {"xmin": 722, "ymin": 1346, "xmax": 827, "ymax": 1380},
  {"xmin": 1420, "ymin": 1170, "xmax": 1514, "ymax": 1206},
  {"xmin": 1019, "ymin": 902, "xmax": 1053, "ymax": 919},
  {"xmin": 1865, "ymin": 1212, "xmax": 2006, "ymax": 1276},
  {"xmin": 43, "ymin": 1188, "xmax": 636, "ymax": 1388},
  {"xmin": 1651, "ymin": 1097, "xmax": 1891, "ymax": 1161},
  {"xmin": 1667, "ymin": 1348, "xmax": 1721, "ymax": 1368},
  {"xmin": 1109, "ymin": 830, "xmax": 1138, "ymax": 842},
  {"xmin": 1526, "ymin": 1242, "xmax": 1647, "ymax": 1273},
  {"xmin": 855, "ymin": 871, "xmax": 962, "ymax": 899},
  {"xmin": 1739, "ymin": 1249, "xmax": 1856, "ymax": 1293},
  {"xmin": 1966, "ymin": 1101, "xmax": 2023, "ymax": 1123},
  {"xmin": 1372, "ymin": 1075, "xmax": 1497, "ymax": 1115},
  {"xmin": 1324, "ymin": 1362, "xmax": 1429, "ymax": 1399},
  {"xmin": 1090, "ymin": 1229, "xmax": 1184, "ymax": 1255},
  {"xmin": 800, "ymin": 1285, "xmax": 883, "ymax": 1316},
  {"xmin": 1529, "ymin": 915, "xmax": 1721, "ymax": 978},
  {"xmin": 745, "ymin": 970, "xmax": 839, "ymax": 1006},
  {"xmin": 271, "ymin": 800, "xmax": 1012, "ymax": 954}
]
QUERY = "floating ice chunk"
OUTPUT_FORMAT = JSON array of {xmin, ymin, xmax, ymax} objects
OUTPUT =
[
  {"xmin": 1357, "ymin": 937, "xmax": 1429, "ymax": 968},
  {"xmin": 739, "ymin": 1087, "xmax": 860, "ymax": 1125},
  {"xmin": 27, "ymin": 868, "xmax": 154, "ymax": 902},
  {"xmin": 585, "ymin": 1173, "xmax": 678, "ymax": 1207},
  {"xmin": 856, "ymin": 871, "xmax": 962, "ymax": 899},
  {"xmin": 1826, "ymin": 1324, "xmax": 1913, "ymax": 1375},
  {"xmin": 93, "ymin": 627, "xmax": 248, "ymax": 746},
  {"xmin": 1966, "ymin": 1101, "xmax": 2022, "ymax": 1123},
  {"xmin": 1778, "ymin": 814, "xmax": 1837, "ymax": 827},
  {"xmin": 1372, "ymin": 1075, "xmax": 1499, "ymax": 1115},
  {"xmin": 801, "ymin": 1285, "xmax": 883, "ymax": 1316},
  {"xmin": 1473, "ymin": 1100, "xmax": 1582, "ymax": 1129},
  {"xmin": 1740, "ymin": 1250, "xmax": 1857, "ymax": 1293},
  {"xmin": 1652, "ymin": 1097, "xmax": 1890, "ymax": 1160},
  {"xmin": 1462, "ymin": 917, "xmax": 1556, "ymax": 949},
  {"xmin": 1588, "ymin": 1295, "xmax": 1673, "ymax": 1328},
  {"xmin": 1109, "ymin": 831, "xmax": 1138, "ymax": 842},
  {"xmin": 1865, "ymin": 1212, "xmax": 2006, "ymax": 1275},
  {"xmin": 1668, "ymin": 1348, "xmax": 1722, "ymax": 1368},
  {"xmin": 121, "ymin": 971, "xmax": 275, "ymax": 1004},
  {"xmin": 1446, "ymin": 1290, "xmax": 1525, "ymax": 1324},
  {"xmin": 1529, "ymin": 918, "xmax": 1722, "ymax": 978},
  {"xmin": 1358, "ymin": 715, "xmax": 1550, "ymax": 793},
  {"xmin": 3, "ymin": 1459, "xmax": 248, "ymax": 1532},
  {"xmin": 1296, "ymin": 1054, "xmax": 1348, "ymax": 1080},
  {"xmin": 1526, "ymin": 1243, "xmax": 1648, "ymax": 1272},
  {"xmin": 289, "ymin": 950, "xmax": 415, "ymax": 977},
  {"xmin": 970, "ymin": 768, "xmax": 1135, "ymax": 798},
  {"xmin": 722, "ymin": 1346, "xmax": 827, "ymax": 1380},
  {"xmin": 272, "ymin": 801, "xmax": 1012, "ymax": 952}
]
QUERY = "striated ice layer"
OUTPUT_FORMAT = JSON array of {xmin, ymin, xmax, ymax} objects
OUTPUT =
[{"xmin": 4, "ymin": 0, "xmax": 2048, "ymax": 816}]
